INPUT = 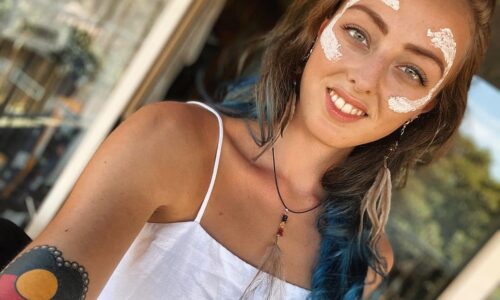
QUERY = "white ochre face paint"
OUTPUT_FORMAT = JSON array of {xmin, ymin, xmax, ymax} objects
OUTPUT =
[
  {"xmin": 382, "ymin": 0, "xmax": 400, "ymax": 11},
  {"xmin": 320, "ymin": 0, "xmax": 400, "ymax": 61},
  {"xmin": 388, "ymin": 28, "xmax": 457, "ymax": 113}
]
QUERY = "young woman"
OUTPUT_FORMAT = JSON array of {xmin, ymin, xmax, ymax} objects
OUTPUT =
[{"xmin": 0, "ymin": 0, "xmax": 495, "ymax": 299}]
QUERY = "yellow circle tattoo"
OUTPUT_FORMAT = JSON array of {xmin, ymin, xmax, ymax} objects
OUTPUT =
[{"xmin": 16, "ymin": 269, "xmax": 58, "ymax": 299}]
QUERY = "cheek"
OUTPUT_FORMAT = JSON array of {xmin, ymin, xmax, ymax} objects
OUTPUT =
[
  {"xmin": 380, "ymin": 108, "xmax": 421, "ymax": 136},
  {"xmin": 386, "ymin": 79, "xmax": 438, "ymax": 114},
  {"xmin": 360, "ymin": 118, "xmax": 409, "ymax": 145},
  {"xmin": 386, "ymin": 69, "xmax": 430, "ymax": 98}
]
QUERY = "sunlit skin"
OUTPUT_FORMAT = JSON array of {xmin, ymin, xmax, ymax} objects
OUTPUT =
[
  {"xmin": 292, "ymin": 0, "xmax": 471, "ymax": 153},
  {"xmin": 0, "ymin": 1, "xmax": 478, "ymax": 298},
  {"xmin": 318, "ymin": 0, "xmax": 458, "ymax": 113}
]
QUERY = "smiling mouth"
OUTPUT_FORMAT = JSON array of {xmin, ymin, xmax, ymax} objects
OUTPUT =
[{"xmin": 327, "ymin": 88, "xmax": 368, "ymax": 117}]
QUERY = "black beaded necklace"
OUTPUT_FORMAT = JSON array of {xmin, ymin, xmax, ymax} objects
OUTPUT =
[{"xmin": 271, "ymin": 147, "xmax": 322, "ymax": 240}]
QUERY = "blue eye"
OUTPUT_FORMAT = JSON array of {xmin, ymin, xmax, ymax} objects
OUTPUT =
[
  {"xmin": 343, "ymin": 25, "xmax": 369, "ymax": 46},
  {"xmin": 399, "ymin": 65, "xmax": 428, "ymax": 86}
]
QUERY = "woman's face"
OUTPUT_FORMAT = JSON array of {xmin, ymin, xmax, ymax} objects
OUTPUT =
[{"xmin": 299, "ymin": 0, "xmax": 472, "ymax": 149}]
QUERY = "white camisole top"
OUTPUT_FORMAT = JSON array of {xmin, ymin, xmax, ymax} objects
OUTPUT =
[{"xmin": 98, "ymin": 101, "xmax": 311, "ymax": 299}]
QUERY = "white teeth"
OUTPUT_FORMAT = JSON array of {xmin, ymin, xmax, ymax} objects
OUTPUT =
[
  {"xmin": 328, "ymin": 89, "xmax": 366, "ymax": 117},
  {"xmin": 341, "ymin": 103, "xmax": 353, "ymax": 113},
  {"xmin": 335, "ymin": 97, "xmax": 345, "ymax": 109}
]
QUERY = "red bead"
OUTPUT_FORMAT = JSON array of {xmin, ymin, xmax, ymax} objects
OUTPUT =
[{"xmin": 277, "ymin": 227, "xmax": 284, "ymax": 237}]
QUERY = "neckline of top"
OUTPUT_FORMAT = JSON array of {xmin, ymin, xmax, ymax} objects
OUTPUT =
[{"xmin": 145, "ymin": 221, "xmax": 311, "ymax": 293}]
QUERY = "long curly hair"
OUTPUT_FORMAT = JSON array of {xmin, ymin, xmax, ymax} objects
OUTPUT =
[{"xmin": 218, "ymin": 0, "xmax": 496, "ymax": 298}]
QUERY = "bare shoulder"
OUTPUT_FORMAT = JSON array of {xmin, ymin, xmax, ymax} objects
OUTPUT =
[
  {"xmin": 129, "ymin": 99, "xmax": 220, "ymax": 174},
  {"xmin": 124, "ymin": 100, "xmax": 212, "ymax": 150},
  {"xmin": 362, "ymin": 234, "xmax": 394, "ymax": 299},
  {"xmin": 131, "ymin": 101, "xmax": 223, "ymax": 214},
  {"xmin": 3, "ymin": 101, "xmax": 222, "ymax": 298},
  {"xmin": 135, "ymin": 100, "xmax": 219, "ymax": 143}
]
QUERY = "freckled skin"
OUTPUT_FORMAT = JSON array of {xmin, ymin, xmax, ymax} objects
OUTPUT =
[
  {"xmin": 320, "ymin": 0, "xmax": 400, "ymax": 62},
  {"xmin": 299, "ymin": 0, "xmax": 471, "ymax": 149},
  {"xmin": 320, "ymin": 1, "xmax": 458, "ymax": 114}
]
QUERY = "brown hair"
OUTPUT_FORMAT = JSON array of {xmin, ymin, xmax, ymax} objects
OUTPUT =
[
  {"xmin": 244, "ymin": 0, "xmax": 496, "ymax": 298},
  {"xmin": 258, "ymin": 0, "xmax": 494, "ymax": 226}
]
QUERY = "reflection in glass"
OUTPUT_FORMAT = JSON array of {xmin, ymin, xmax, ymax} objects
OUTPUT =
[{"xmin": 0, "ymin": 0, "xmax": 168, "ymax": 226}]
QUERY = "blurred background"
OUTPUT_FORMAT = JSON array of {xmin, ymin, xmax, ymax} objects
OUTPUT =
[{"xmin": 0, "ymin": 0, "xmax": 498, "ymax": 299}]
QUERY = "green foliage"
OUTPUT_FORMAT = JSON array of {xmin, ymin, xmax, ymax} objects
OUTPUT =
[{"xmin": 391, "ymin": 134, "xmax": 500, "ymax": 270}]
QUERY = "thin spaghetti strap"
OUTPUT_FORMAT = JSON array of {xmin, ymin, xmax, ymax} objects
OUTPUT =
[{"xmin": 187, "ymin": 101, "xmax": 224, "ymax": 223}]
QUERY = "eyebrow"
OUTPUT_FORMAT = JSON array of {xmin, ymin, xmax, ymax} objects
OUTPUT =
[
  {"xmin": 349, "ymin": 4, "xmax": 388, "ymax": 35},
  {"xmin": 348, "ymin": 4, "xmax": 445, "ymax": 76},
  {"xmin": 404, "ymin": 44, "xmax": 445, "ymax": 76}
]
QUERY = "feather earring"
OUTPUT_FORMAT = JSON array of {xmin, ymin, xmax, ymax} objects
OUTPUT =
[
  {"xmin": 359, "ymin": 117, "xmax": 416, "ymax": 251},
  {"xmin": 359, "ymin": 158, "xmax": 392, "ymax": 251}
]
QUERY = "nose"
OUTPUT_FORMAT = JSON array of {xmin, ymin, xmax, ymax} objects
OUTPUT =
[{"xmin": 347, "ymin": 58, "xmax": 385, "ymax": 95}]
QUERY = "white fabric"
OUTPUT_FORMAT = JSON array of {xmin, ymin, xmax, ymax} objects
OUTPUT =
[{"xmin": 98, "ymin": 101, "xmax": 311, "ymax": 299}]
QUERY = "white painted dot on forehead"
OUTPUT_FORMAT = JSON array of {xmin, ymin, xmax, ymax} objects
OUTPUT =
[
  {"xmin": 382, "ymin": 0, "xmax": 400, "ymax": 11},
  {"xmin": 388, "ymin": 28, "xmax": 457, "ymax": 113},
  {"xmin": 320, "ymin": 0, "xmax": 400, "ymax": 62}
]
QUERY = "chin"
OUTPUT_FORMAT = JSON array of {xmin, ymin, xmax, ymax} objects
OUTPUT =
[{"xmin": 305, "ymin": 114, "xmax": 362, "ymax": 149}]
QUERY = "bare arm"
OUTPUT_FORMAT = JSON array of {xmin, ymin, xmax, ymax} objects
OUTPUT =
[{"xmin": 0, "ymin": 102, "xmax": 207, "ymax": 299}]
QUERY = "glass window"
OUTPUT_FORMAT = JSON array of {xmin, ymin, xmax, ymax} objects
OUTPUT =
[{"xmin": 0, "ymin": 0, "xmax": 183, "ymax": 227}]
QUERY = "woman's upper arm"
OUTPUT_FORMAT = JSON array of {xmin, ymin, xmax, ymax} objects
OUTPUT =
[{"xmin": 0, "ymin": 101, "xmax": 203, "ymax": 299}]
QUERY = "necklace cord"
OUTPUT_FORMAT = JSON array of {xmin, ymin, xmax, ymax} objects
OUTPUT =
[{"xmin": 272, "ymin": 147, "xmax": 322, "ymax": 214}]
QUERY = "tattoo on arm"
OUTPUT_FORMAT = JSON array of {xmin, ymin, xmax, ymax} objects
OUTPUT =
[{"xmin": 0, "ymin": 245, "xmax": 89, "ymax": 300}]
